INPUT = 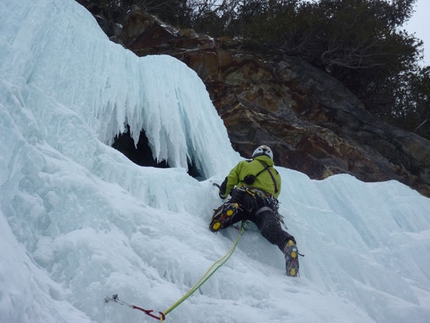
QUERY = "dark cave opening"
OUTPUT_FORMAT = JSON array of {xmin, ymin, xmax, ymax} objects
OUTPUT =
[{"xmin": 111, "ymin": 126, "xmax": 203, "ymax": 179}]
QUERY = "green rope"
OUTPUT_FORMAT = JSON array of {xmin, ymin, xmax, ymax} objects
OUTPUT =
[{"xmin": 161, "ymin": 221, "xmax": 245, "ymax": 321}]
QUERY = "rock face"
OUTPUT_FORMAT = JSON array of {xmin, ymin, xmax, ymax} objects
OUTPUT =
[{"xmin": 105, "ymin": 6, "xmax": 430, "ymax": 197}]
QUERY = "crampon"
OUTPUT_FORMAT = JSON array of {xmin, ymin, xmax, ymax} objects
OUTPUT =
[
  {"xmin": 209, "ymin": 203, "xmax": 239, "ymax": 232},
  {"xmin": 284, "ymin": 240, "xmax": 300, "ymax": 277}
]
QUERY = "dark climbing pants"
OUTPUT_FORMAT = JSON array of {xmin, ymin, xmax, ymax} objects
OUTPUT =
[{"xmin": 228, "ymin": 200, "xmax": 294, "ymax": 252}]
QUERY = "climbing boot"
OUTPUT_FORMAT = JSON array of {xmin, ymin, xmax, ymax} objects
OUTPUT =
[
  {"xmin": 284, "ymin": 240, "xmax": 299, "ymax": 277},
  {"xmin": 209, "ymin": 203, "xmax": 239, "ymax": 232}
]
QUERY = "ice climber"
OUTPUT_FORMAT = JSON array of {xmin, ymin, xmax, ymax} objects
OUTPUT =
[{"xmin": 209, "ymin": 145, "xmax": 299, "ymax": 276}]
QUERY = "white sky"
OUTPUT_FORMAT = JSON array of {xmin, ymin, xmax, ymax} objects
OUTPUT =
[
  {"xmin": 405, "ymin": 0, "xmax": 430, "ymax": 66},
  {"xmin": 1, "ymin": 1, "xmax": 430, "ymax": 323}
]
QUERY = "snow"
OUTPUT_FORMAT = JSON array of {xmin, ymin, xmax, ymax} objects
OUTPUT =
[{"xmin": 1, "ymin": 1, "xmax": 430, "ymax": 323}]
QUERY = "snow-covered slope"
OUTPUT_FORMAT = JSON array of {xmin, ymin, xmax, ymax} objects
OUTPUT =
[{"xmin": 1, "ymin": 1, "xmax": 430, "ymax": 322}]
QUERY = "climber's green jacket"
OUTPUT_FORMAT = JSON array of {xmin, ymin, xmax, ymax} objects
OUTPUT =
[{"xmin": 219, "ymin": 155, "xmax": 281, "ymax": 199}]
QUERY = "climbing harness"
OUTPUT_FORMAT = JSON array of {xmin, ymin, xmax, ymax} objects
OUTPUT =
[
  {"xmin": 255, "ymin": 160, "xmax": 279, "ymax": 194},
  {"xmin": 105, "ymin": 221, "xmax": 245, "ymax": 322}
]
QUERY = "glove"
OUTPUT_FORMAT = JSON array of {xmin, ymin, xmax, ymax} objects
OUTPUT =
[
  {"xmin": 243, "ymin": 192, "xmax": 258, "ymax": 213},
  {"xmin": 218, "ymin": 177, "xmax": 228, "ymax": 199}
]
